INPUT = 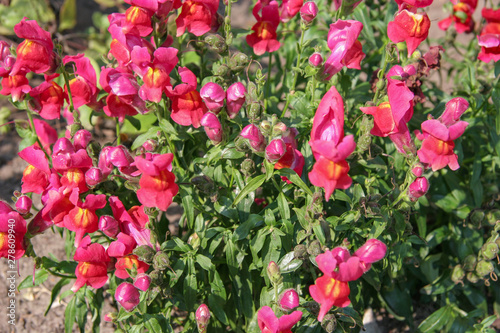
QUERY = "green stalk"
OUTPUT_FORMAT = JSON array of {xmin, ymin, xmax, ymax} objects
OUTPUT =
[
  {"xmin": 115, "ymin": 119, "xmax": 121, "ymax": 145},
  {"xmin": 281, "ymin": 29, "xmax": 306, "ymax": 118},
  {"xmin": 264, "ymin": 51, "xmax": 273, "ymax": 112}
]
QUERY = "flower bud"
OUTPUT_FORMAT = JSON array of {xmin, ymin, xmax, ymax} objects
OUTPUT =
[
  {"xmin": 272, "ymin": 122, "xmax": 287, "ymax": 137},
  {"xmin": 267, "ymin": 261, "xmax": 282, "ymax": 285},
  {"xmin": 481, "ymin": 242, "xmax": 499, "ymax": 260},
  {"xmin": 259, "ymin": 120, "xmax": 272, "ymax": 136},
  {"xmin": 200, "ymin": 112, "xmax": 223, "ymax": 144},
  {"xmin": 188, "ymin": 232, "xmax": 201, "ymax": 249},
  {"xmin": 321, "ymin": 313, "xmax": 337, "ymax": 333},
  {"xmin": 309, "ymin": 52, "xmax": 323, "ymax": 67},
  {"xmin": 85, "ymin": 167, "xmax": 104, "ymax": 187},
  {"xmin": 142, "ymin": 139, "xmax": 157, "ymax": 152},
  {"xmin": 451, "ymin": 265, "xmax": 465, "ymax": 283},
  {"xmin": 228, "ymin": 52, "xmax": 249, "ymax": 72},
  {"xmin": 153, "ymin": 251, "xmax": 170, "ymax": 270},
  {"xmin": 240, "ymin": 159, "xmax": 255, "ymax": 177},
  {"xmin": 196, "ymin": 304, "xmax": 211, "ymax": 333},
  {"xmin": 470, "ymin": 210, "xmax": 485, "ymax": 227},
  {"xmin": 73, "ymin": 129, "xmax": 92, "ymax": 151},
  {"xmin": 475, "ymin": 260, "xmax": 494, "ymax": 277},
  {"xmin": 463, "ymin": 254, "xmax": 477, "ymax": 271},
  {"xmin": 15, "ymin": 195, "xmax": 32, "ymax": 215},
  {"xmin": 104, "ymin": 312, "xmax": 117, "ymax": 322},
  {"xmin": 300, "ymin": 2, "xmax": 318, "ymax": 23},
  {"xmin": 247, "ymin": 102, "xmax": 262, "ymax": 122},
  {"xmin": 466, "ymin": 271, "xmax": 480, "ymax": 283},
  {"xmin": 411, "ymin": 164, "xmax": 424, "ymax": 177},
  {"xmin": 354, "ymin": 239, "xmax": 387, "ymax": 264},
  {"xmin": 98, "ymin": 215, "xmax": 120, "ymax": 238},
  {"xmin": 133, "ymin": 245, "xmax": 156, "ymax": 264},
  {"xmin": 149, "ymin": 270, "xmax": 163, "ymax": 285},
  {"xmin": 279, "ymin": 289, "xmax": 300, "ymax": 312},
  {"xmin": 240, "ymin": 124, "xmax": 266, "ymax": 152},
  {"xmin": 53, "ymin": 137, "xmax": 75, "ymax": 155},
  {"xmin": 486, "ymin": 210, "xmax": 500, "ymax": 226},
  {"xmin": 133, "ymin": 273, "xmax": 152, "ymax": 291},
  {"xmin": 115, "ymin": 282, "xmax": 140, "ymax": 312},
  {"xmin": 200, "ymin": 82, "xmax": 226, "ymax": 113},
  {"xmin": 408, "ymin": 177, "xmax": 429, "ymax": 201},
  {"xmin": 307, "ymin": 240, "xmax": 322, "ymax": 257},
  {"xmin": 213, "ymin": 63, "xmax": 230, "ymax": 76},
  {"xmin": 265, "ymin": 139, "xmax": 286, "ymax": 162},
  {"xmin": 294, "ymin": 244, "xmax": 307, "ymax": 260},
  {"xmin": 204, "ymin": 34, "xmax": 227, "ymax": 54},
  {"xmin": 226, "ymin": 82, "xmax": 246, "ymax": 118}
]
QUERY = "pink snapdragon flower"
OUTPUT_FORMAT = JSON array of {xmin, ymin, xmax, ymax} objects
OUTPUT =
[
  {"xmin": 0, "ymin": 201, "xmax": 27, "ymax": 259},
  {"xmin": 477, "ymin": 8, "xmax": 500, "ymax": 63},
  {"xmin": 241, "ymin": 124, "xmax": 266, "ymax": 152},
  {"xmin": 387, "ymin": 9, "xmax": 431, "ymax": 56},
  {"xmin": 196, "ymin": 304, "xmax": 211, "ymax": 333},
  {"xmin": 308, "ymin": 86, "xmax": 356, "ymax": 200},
  {"xmin": 279, "ymin": 289, "xmax": 300, "ymax": 312},
  {"xmin": 72, "ymin": 236, "xmax": 110, "ymax": 292},
  {"xmin": 408, "ymin": 177, "xmax": 429, "ymax": 200},
  {"xmin": 175, "ymin": 0, "xmax": 220, "ymax": 37},
  {"xmin": 115, "ymin": 282, "xmax": 140, "ymax": 311},
  {"xmin": 247, "ymin": 1, "xmax": 281, "ymax": 55},
  {"xmin": 300, "ymin": 1, "xmax": 318, "ymax": 23},
  {"xmin": 226, "ymin": 82, "xmax": 246, "ymax": 118},
  {"xmin": 200, "ymin": 82, "xmax": 225, "ymax": 113},
  {"xmin": 323, "ymin": 20, "xmax": 365, "ymax": 80},
  {"xmin": 200, "ymin": 112, "xmax": 223, "ymax": 144},
  {"xmin": 257, "ymin": 306, "xmax": 302, "ymax": 333}
]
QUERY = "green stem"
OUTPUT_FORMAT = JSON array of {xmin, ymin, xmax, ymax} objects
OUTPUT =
[
  {"xmin": 115, "ymin": 119, "xmax": 121, "ymax": 145},
  {"xmin": 155, "ymin": 108, "xmax": 181, "ymax": 169},
  {"xmin": 281, "ymin": 29, "xmax": 305, "ymax": 118},
  {"xmin": 264, "ymin": 52, "xmax": 273, "ymax": 112},
  {"xmin": 373, "ymin": 45, "xmax": 392, "ymax": 105},
  {"xmin": 45, "ymin": 267, "xmax": 76, "ymax": 279},
  {"xmin": 61, "ymin": 69, "xmax": 75, "ymax": 114}
]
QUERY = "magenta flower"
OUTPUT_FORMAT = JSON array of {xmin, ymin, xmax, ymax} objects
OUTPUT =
[
  {"xmin": 257, "ymin": 306, "xmax": 302, "ymax": 333},
  {"xmin": 226, "ymin": 82, "xmax": 246, "ymax": 118},
  {"xmin": 196, "ymin": 304, "xmax": 211, "ymax": 333},
  {"xmin": 408, "ymin": 177, "xmax": 429, "ymax": 201},
  {"xmin": 241, "ymin": 124, "xmax": 266, "ymax": 152},
  {"xmin": 200, "ymin": 112, "xmax": 223, "ymax": 144},
  {"xmin": 200, "ymin": 82, "xmax": 225, "ymax": 113},
  {"xmin": 72, "ymin": 236, "xmax": 110, "ymax": 292},
  {"xmin": 0, "ymin": 201, "xmax": 27, "ymax": 260},
  {"xmin": 300, "ymin": 1, "xmax": 318, "ymax": 23},
  {"xmin": 309, "ymin": 52, "xmax": 323, "ymax": 67},
  {"xmin": 308, "ymin": 86, "xmax": 356, "ymax": 201},
  {"xmin": 175, "ymin": 0, "xmax": 220, "ymax": 37},
  {"xmin": 279, "ymin": 289, "xmax": 300, "ymax": 312},
  {"xmin": 323, "ymin": 20, "xmax": 365, "ymax": 80},
  {"xmin": 29, "ymin": 77, "xmax": 64, "ymax": 120},
  {"xmin": 15, "ymin": 196, "xmax": 32, "ymax": 215},
  {"xmin": 115, "ymin": 282, "xmax": 140, "ymax": 312},
  {"xmin": 98, "ymin": 215, "xmax": 120, "ymax": 238},
  {"xmin": 387, "ymin": 10, "xmax": 431, "ymax": 56},
  {"xmin": 266, "ymin": 139, "xmax": 286, "ymax": 162},
  {"xmin": 247, "ymin": 1, "xmax": 281, "ymax": 55},
  {"xmin": 133, "ymin": 273, "xmax": 152, "ymax": 291},
  {"xmin": 62, "ymin": 54, "xmax": 100, "ymax": 110}
]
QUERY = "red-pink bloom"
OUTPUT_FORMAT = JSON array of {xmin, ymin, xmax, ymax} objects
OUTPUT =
[
  {"xmin": 63, "ymin": 54, "xmax": 100, "ymax": 109},
  {"xmin": 196, "ymin": 304, "xmax": 211, "ymax": 333},
  {"xmin": 408, "ymin": 177, "xmax": 429, "ymax": 200},
  {"xmin": 395, "ymin": 0, "xmax": 433, "ymax": 10},
  {"xmin": 266, "ymin": 139, "xmax": 286, "ymax": 162},
  {"xmin": 125, "ymin": 0, "xmax": 182, "ymax": 17},
  {"xmin": 279, "ymin": 289, "xmax": 300, "ymax": 312},
  {"xmin": 98, "ymin": 215, "xmax": 120, "ymax": 238},
  {"xmin": 416, "ymin": 97, "xmax": 469, "ymax": 171},
  {"xmin": 309, "ymin": 52, "xmax": 323, "ymax": 67},
  {"xmin": 29, "ymin": 76, "xmax": 64, "ymax": 120},
  {"xmin": 477, "ymin": 8, "xmax": 500, "ymax": 63},
  {"xmin": 34, "ymin": 118, "xmax": 58, "ymax": 154},
  {"xmin": 72, "ymin": 235, "xmax": 110, "ymax": 292},
  {"xmin": 257, "ymin": 306, "xmax": 302, "ymax": 333},
  {"xmin": 115, "ymin": 254, "xmax": 150, "ymax": 279},
  {"xmin": 73, "ymin": 130, "xmax": 92, "ymax": 151},
  {"xmin": 134, "ymin": 47, "xmax": 179, "ymax": 103},
  {"xmin": 167, "ymin": 67, "xmax": 207, "ymax": 128},
  {"xmin": 18, "ymin": 145, "xmax": 51, "ymax": 194},
  {"xmin": 115, "ymin": 282, "xmax": 140, "ymax": 311},
  {"xmin": 309, "ymin": 276, "xmax": 350, "ymax": 321},
  {"xmin": 247, "ymin": 1, "xmax": 281, "ymax": 55},
  {"xmin": 360, "ymin": 65, "xmax": 415, "ymax": 154},
  {"xmin": 0, "ymin": 73, "xmax": 31, "ymax": 102},
  {"xmin": 300, "ymin": 1, "xmax": 318, "ymax": 23},
  {"xmin": 323, "ymin": 20, "xmax": 365, "ymax": 80},
  {"xmin": 308, "ymin": 87, "xmax": 355, "ymax": 200},
  {"xmin": 280, "ymin": 0, "xmax": 303, "ymax": 22},
  {"xmin": 0, "ymin": 41, "xmax": 16, "ymax": 76},
  {"xmin": 64, "ymin": 194, "xmax": 107, "ymax": 247},
  {"xmin": 176, "ymin": 0, "xmax": 220, "ymax": 37},
  {"xmin": 200, "ymin": 112, "xmax": 223, "ymax": 144},
  {"xmin": 124, "ymin": 6, "xmax": 153, "ymax": 36},
  {"xmin": 107, "ymin": 232, "xmax": 137, "ymax": 258},
  {"xmin": 275, "ymin": 144, "xmax": 305, "ymax": 184},
  {"xmin": 15, "ymin": 196, "xmax": 32, "ymax": 215},
  {"xmin": 241, "ymin": 124, "xmax": 266, "ymax": 152},
  {"xmin": 10, "ymin": 18, "xmax": 54, "ymax": 76},
  {"xmin": 135, "ymin": 153, "xmax": 179, "ymax": 211},
  {"xmin": 0, "ymin": 201, "xmax": 27, "ymax": 259},
  {"xmin": 438, "ymin": 1, "xmax": 476, "ymax": 34},
  {"xmin": 134, "ymin": 273, "xmax": 152, "ymax": 291},
  {"xmin": 200, "ymin": 82, "xmax": 225, "ymax": 113},
  {"xmin": 387, "ymin": 10, "xmax": 430, "ymax": 56},
  {"xmin": 226, "ymin": 82, "xmax": 246, "ymax": 118}
]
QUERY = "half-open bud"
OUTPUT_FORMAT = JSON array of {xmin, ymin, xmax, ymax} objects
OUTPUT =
[{"xmin": 115, "ymin": 282, "xmax": 140, "ymax": 312}]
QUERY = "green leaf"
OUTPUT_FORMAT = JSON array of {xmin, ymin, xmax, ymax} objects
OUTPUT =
[
  {"xmin": 221, "ymin": 147, "xmax": 246, "ymax": 159},
  {"xmin": 492, "ymin": 88, "xmax": 500, "ymax": 134},
  {"xmin": 278, "ymin": 251, "xmax": 302, "ymax": 273},
  {"xmin": 277, "ymin": 192, "xmax": 290, "ymax": 220},
  {"xmin": 233, "ymin": 174, "xmax": 266, "ymax": 206},
  {"xmin": 18, "ymin": 269, "xmax": 49, "ymax": 290},
  {"xmin": 131, "ymin": 126, "xmax": 160, "ymax": 150},
  {"xmin": 64, "ymin": 295, "xmax": 77, "ymax": 333},
  {"xmin": 264, "ymin": 160, "xmax": 275, "ymax": 180},
  {"xmin": 196, "ymin": 254, "xmax": 214, "ymax": 271},
  {"xmin": 233, "ymin": 214, "xmax": 263, "ymax": 241},
  {"xmin": 418, "ymin": 306, "xmax": 453, "ymax": 332},
  {"xmin": 143, "ymin": 314, "xmax": 172, "ymax": 332},
  {"xmin": 182, "ymin": 195, "xmax": 194, "ymax": 229},
  {"xmin": 59, "ymin": 0, "xmax": 77, "ymax": 31},
  {"xmin": 275, "ymin": 169, "xmax": 313, "ymax": 196},
  {"xmin": 159, "ymin": 118, "xmax": 178, "ymax": 136},
  {"xmin": 45, "ymin": 278, "xmax": 71, "ymax": 316},
  {"xmin": 184, "ymin": 273, "xmax": 197, "ymax": 312}
]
